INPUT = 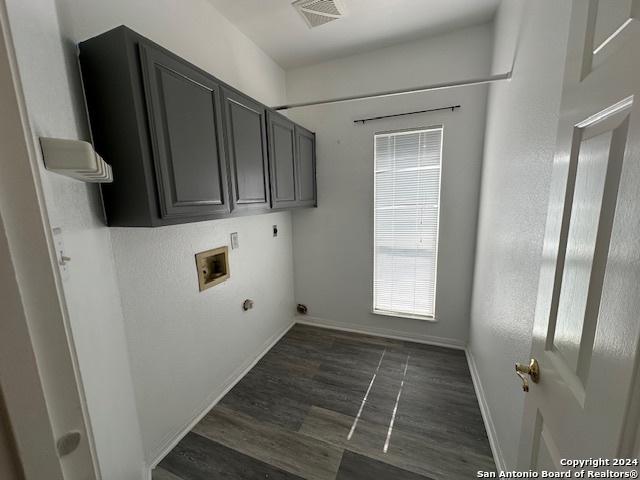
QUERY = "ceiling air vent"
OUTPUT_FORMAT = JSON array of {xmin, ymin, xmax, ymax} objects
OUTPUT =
[{"xmin": 292, "ymin": 0, "xmax": 346, "ymax": 28}]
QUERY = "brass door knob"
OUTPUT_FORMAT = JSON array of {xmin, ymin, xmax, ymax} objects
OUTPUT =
[{"xmin": 515, "ymin": 358, "xmax": 540, "ymax": 392}]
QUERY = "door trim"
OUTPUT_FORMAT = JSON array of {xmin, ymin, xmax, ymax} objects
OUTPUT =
[{"xmin": 0, "ymin": 1, "xmax": 99, "ymax": 477}]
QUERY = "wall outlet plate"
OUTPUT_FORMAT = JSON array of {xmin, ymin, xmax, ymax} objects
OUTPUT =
[
  {"xmin": 273, "ymin": 225, "xmax": 278, "ymax": 237},
  {"xmin": 230, "ymin": 232, "xmax": 239, "ymax": 249}
]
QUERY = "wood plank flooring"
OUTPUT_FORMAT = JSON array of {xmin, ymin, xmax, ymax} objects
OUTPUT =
[{"xmin": 153, "ymin": 325, "xmax": 495, "ymax": 480}]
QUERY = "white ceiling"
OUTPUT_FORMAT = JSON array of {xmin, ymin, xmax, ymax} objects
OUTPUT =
[{"xmin": 208, "ymin": 0, "xmax": 500, "ymax": 69}]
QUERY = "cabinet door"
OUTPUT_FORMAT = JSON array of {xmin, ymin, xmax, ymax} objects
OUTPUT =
[
  {"xmin": 139, "ymin": 43, "xmax": 230, "ymax": 219},
  {"xmin": 221, "ymin": 89, "xmax": 270, "ymax": 212},
  {"xmin": 266, "ymin": 112, "xmax": 298, "ymax": 208},
  {"xmin": 295, "ymin": 125, "xmax": 317, "ymax": 207}
]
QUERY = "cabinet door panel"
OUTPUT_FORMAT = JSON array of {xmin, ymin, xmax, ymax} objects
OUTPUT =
[
  {"xmin": 267, "ymin": 112, "xmax": 297, "ymax": 208},
  {"xmin": 140, "ymin": 43, "xmax": 229, "ymax": 219},
  {"xmin": 222, "ymin": 89, "xmax": 270, "ymax": 211},
  {"xmin": 295, "ymin": 125, "xmax": 316, "ymax": 206}
]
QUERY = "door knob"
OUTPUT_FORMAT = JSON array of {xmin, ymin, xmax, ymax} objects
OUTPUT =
[{"xmin": 515, "ymin": 358, "xmax": 540, "ymax": 392}]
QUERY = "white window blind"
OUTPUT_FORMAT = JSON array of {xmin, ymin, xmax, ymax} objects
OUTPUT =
[{"xmin": 373, "ymin": 127, "xmax": 442, "ymax": 319}]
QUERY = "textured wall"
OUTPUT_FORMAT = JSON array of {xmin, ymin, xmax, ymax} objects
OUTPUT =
[
  {"xmin": 286, "ymin": 24, "xmax": 493, "ymax": 345},
  {"xmin": 52, "ymin": 0, "xmax": 294, "ymax": 466},
  {"xmin": 5, "ymin": 0, "xmax": 293, "ymax": 475},
  {"xmin": 4, "ymin": 0, "xmax": 145, "ymax": 477},
  {"xmin": 469, "ymin": 0, "xmax": 571, "ymax": 469},
  {"xmin": 110, "ymin": 212, "xmax": 294, "ymax": 464}
]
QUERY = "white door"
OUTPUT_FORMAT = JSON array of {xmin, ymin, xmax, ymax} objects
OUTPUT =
[{"xmin": 517, "ymin": 0, "xmax": 640, "ymax": 471}]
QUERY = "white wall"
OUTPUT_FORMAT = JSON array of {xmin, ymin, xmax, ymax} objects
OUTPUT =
[
  {"xmin": 55, "ymin": 0, "xmax": 286, "ymax": 106},
  {"xmin": 5, "ymin": 0, "xmax": 294, "ymax": 475},
  {"xmin": 468, "ymin": 0, "xmax": 572, "ymax": 469},
  {"xmin": 286, "ymin": 23, "xmax": 493, "ymax": 345},
  {"xmin": 110, "ymin": 213, "xmax": 294, "ymax": 463},
  {"xmin": 5, "ymin": 0, "xmax": 145, "ymax": 477}
]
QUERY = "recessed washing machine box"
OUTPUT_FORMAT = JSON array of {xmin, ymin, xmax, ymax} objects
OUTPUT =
[{"xmin": 195, "ymin": 246, "xmax": 229, "ymax": 291}]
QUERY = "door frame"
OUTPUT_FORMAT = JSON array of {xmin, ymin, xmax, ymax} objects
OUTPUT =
[
  {"xmin": 0, "ymin": 386, "xmax": 23, "ymax": 479},
  {"xmin": 0, "ymin": 0, "xmax": 99, "ymax": 478}
]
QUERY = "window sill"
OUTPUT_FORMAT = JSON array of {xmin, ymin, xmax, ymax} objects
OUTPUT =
[{"xmin": 372, "ymin": 309, "xmax": 438, "ymax": 322}]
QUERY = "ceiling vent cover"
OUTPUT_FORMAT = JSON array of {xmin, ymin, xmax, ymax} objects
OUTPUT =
[{"xmin": 292, "ymin": 0, "xmax": 346, "ymax": 28}]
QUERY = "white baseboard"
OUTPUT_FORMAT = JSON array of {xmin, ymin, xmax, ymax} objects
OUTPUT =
[
  {"xmin": 465, "ymin": 348, "xmax": 506, "ymax": 472},
  {"xmin": 145, "ymin": 319, "xmax": 296, "ymax": 479},
  {"xmin": 295, "ymin": 315, "xmax": 466, "ymax": 350}
]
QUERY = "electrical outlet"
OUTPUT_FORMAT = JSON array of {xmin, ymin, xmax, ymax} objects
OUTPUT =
[{"xmin": 273, "ymin": 225, "xmax": 278, "ymax": 237}]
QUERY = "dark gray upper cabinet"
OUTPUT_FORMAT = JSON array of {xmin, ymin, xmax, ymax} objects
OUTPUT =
[
  {"xmin": 295, "ymin": 125, "xmax": 317, "ymax": 207},
  {"xmin": 267, "ymin": 111, "xmax": 298, "ymax": 209},
  {"xmin": 266, "ymin": 112, "xmax": 317, "ymax": 209},
  {"xmin": 79, "ymin": 26, "xmax": 315, "ymax": 227},
  {"xmin": 221, "ymin": 88, "xmax": 270, "ymax": 213},
  {"xmin": 139, "ymin": 44, "xmax": 230, "ymax": 219}
]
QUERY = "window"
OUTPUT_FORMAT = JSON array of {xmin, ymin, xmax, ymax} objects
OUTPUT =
[{"xmin": 373, "ymin": 127, "xmax": 442, "ymax": 319}]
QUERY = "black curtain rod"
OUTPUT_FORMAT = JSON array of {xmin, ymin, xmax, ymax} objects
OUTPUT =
[{"xmin": 354, "ymin": 105, "xmax": 461, "ymax": 125}]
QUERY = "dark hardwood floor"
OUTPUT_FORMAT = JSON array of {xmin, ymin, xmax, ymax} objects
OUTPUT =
[{"xmin": 153, "ymin": 324, "xmax": 495, "ymax": 480}]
